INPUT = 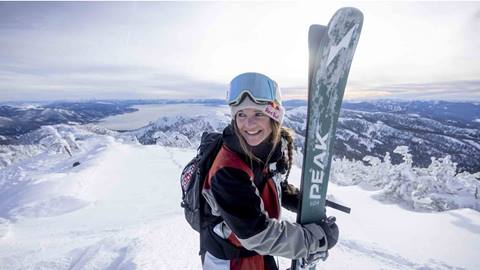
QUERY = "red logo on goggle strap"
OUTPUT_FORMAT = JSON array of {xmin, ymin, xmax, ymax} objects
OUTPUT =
[
  {"xmin": 264, "ymin": 105, "xmax": 280, "ymax": 120},
  {"xmin": 268, "ymin": 101, "xmax": 279, "ymax": 109}
]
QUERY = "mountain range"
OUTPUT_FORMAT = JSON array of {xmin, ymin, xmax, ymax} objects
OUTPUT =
[{"xmin": 1, "ymin": 99, "xmax": 479, "ymax": 173}]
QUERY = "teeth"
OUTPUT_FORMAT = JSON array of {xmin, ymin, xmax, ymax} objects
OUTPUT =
[{"xmin": 246, "ymin": 130, "xmax": 261, "ymax": 135}]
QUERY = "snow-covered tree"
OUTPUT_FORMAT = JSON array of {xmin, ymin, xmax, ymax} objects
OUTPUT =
[{"xmin": 330, "ymin": 146, "xmax": 480, "ymax": 212}]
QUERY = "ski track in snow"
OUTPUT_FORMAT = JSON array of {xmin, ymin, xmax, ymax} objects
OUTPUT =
[
  {"xmin": 164, "ymin": 146, "xmax": 187, "ymax": 170},
  {"xmin": 0, "ymin": 136, "xmax": 479, "ymax": 270},
  {"xmin": 338, "ymin": 239, "xmax": 464, "ymax": 270}
]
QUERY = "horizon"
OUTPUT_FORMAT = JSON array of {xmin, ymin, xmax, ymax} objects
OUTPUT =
[
  {"xmin": 2, "ymin": 97, "xmax": 480, "ymax": 106},
  {"xmin": 1, "ymin": 2, "xmax": 479, "ymax": 102}
]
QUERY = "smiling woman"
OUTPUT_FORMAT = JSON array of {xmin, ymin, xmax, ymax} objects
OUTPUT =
[{"xmin": 190, "ymin": 72, "xmax": 339, "ymax": 270}]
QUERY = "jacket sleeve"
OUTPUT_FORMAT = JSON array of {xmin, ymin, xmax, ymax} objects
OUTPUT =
[
  {"xmin": 281, "ymin": 182, "xmax": 300, "ymax": 213},
  {"xmin": 203, "ymin": 167, "xmax": 326, "ymax": 259}
]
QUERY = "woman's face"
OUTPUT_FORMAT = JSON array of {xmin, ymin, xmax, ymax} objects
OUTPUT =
[{"xmin": 235, "ymin": 108, "xmax": 273, "ymax": 146}]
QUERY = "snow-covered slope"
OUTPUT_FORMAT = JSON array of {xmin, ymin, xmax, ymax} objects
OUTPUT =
[
  {"xmin": 0, "ymin": 140, "xmax": 201, "ymax": 269},
  {"xmin": 1, "ymin": 134, "xmax": 479, "ymax": 269},
  {"xmin": 0, "ymin": 124, "xmax": 136, "ymax": 169}
]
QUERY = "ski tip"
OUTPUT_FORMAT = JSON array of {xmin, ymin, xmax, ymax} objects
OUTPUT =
[
  {"xmin": 337, "ymin": 6, "xmax": 363, "ymax": 15},
  {"xmin": 333, "ymin": 7, "xmax": 364, "ymax": 21},
  {"xmin": 327, "ymin": 6, "xmax": 364, "ymax": 34},
  {"xmin": 308, "ymin": 25, "xmax": 328, "ymax": 42},
  {"xmin": 309, "ymin": 24, "xmax": 326, "ymax": 31},
  {"xmin": 308, "ymin": 24, "xmax": 327, "ymax": 51}
]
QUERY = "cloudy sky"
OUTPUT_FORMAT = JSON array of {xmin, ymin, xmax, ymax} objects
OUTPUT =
[{"xmin": 0, "ymin": 1, "xmax": 479, "ymax": 102}]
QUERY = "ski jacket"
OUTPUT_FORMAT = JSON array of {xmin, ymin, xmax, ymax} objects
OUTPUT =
[{"xmin": 200, "ymin": 125, "xmax": 316, "ymax": 270}]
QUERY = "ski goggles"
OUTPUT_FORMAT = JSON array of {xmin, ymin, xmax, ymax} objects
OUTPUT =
[{"xmin": 227, "ymin": 72, "xmax": 282, "ymax": 106}]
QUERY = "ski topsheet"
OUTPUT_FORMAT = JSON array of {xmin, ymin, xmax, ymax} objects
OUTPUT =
[{"xmin": 292, "ymin": 7, "xmax": 363, "ymax": 270}]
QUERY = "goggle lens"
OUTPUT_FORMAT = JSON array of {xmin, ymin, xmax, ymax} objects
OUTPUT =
[{"xmin": 227, "ymin": 73, "xmax": 280, "ymax": 106}]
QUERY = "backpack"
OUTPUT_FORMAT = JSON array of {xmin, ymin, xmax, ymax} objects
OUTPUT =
[{"xmin": 180, "ymin": 132, "xmax": 223, "ymax": 232}]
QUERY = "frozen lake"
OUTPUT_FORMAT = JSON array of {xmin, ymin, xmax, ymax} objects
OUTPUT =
[{"xmin": 98, "ymin": 104, "xmax": 230, "ymax": 130}]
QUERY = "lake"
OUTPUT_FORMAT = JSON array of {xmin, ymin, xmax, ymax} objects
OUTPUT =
[{"xmin": 98, "ymin": 104, "xmax": 230, "ymax": 130}]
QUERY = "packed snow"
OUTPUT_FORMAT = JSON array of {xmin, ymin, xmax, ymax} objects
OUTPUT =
[{"xmin": 1, "ymin": 123, "xmax": 479, "ymax": 270}]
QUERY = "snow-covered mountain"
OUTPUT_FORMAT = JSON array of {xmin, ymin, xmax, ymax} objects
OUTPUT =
[
  {"xmin": 334, "ymin": 108, "xmax": 479, "ymax": 172},
  {"xmin": 131, "ymin": 106, "xmax": 230, "ymax": 146},
  {"xmin": 0, "ymin": 101, "xmax": 137, "ymax": 139},
  {"xmin": 2, "ymin": 99, "xmax": 479, "ymax": 173},
  {"xmin": 0, "ymin": 124, "xmax": 479, "ymax": 269},
  {"xmin": 2, "ymin": 100, "xmax": 479, "ymax": 173},
  {"xmin": 125, "ymin": 101, "xmax": 480, "ymax": 173},
  {"xmin": 1, "ymin": 100, "xmax": 480, "ymax": 269},
  {"xmin": 342, "ymin": 100, "xmax": 480, "ymax": 127}
]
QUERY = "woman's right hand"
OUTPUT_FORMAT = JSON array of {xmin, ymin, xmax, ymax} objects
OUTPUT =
[{"xmin": 303, "ymin": 216, "xmax": 339, "ymax": 254}]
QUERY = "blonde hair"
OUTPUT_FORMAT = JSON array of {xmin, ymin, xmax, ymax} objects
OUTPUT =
[{"xmin": 232, "ymin": 119, "xmax": 294, "ymax": 180}]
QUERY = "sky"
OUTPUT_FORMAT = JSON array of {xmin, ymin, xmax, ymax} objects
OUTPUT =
[{"xmin": 0, "ymin": 1, "xmax": 479, "ymax": 102}]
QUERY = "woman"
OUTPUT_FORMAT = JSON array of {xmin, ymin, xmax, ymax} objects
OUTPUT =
[{"xmin": 201, "ymin": 72, "xmax": 338, "ymax": 270}]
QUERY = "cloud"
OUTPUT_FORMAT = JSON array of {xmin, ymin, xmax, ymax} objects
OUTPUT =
[
  {"xmin": 0, "ymin": 63, "xmax": 227, "ymax": 101},
  {"xmin": 1, "ymin": 2, "xmax": 479, "ymax": 102},
  {"xmin": 281, "ymin": 86, "xmax": 307, "ymax": 100},
  {"xmin": 241, "ymin": 80, "xmax": 480, "ymax": 102},
  {"xmin": 361, "ymin": 80, "xmax": 480, "ymax": 101}
]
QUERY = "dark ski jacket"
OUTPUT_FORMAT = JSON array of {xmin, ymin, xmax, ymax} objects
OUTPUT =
[{"xmin": 201, "ymin": 125, "xmax": 319, "ymax": 270}]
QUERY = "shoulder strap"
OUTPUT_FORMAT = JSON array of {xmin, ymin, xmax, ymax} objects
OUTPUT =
[{"xmin": 198, "ymin": 132, "xmax": 222, "ymax": 255}]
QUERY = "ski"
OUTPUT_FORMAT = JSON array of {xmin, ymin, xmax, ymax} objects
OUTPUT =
[
  {"xmin": 292, "ymin": 7, "xmax": 363, "ymax": 270},
  {"xmin": 308, "ymin": 25, "xmax": 328, "ymax": 94}
]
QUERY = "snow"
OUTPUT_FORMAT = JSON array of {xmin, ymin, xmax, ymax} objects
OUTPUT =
[
  {"xmin": 286, "ymin": 106, "xmax": 307, "ymax": 114},
  {"xmin": 0, "ymin": 116, "xmax": 14, "ymax": 129},
  {"xmin": 333, "ymin": 146, "xmax": 480, "ymax": 212},
  {"xmin": 358, "ymin": 136, "xmax": 375, "ymax": 151},
  {"xmin": 474, "ymin": 118, "xmax": 480, "ymax": 123},
  {"xmin": 466, "ymin": 139, "xmax": 480, "ymax": 149},
  {"xmin": 1, "ymin": 137, "xmax": 202, "ymax": 269},
  {"xmin": 1, "ymin": 128, "xmax": 479, "ymax": 269}
]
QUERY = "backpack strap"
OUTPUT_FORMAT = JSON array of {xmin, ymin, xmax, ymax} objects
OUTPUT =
[{"xmin": 198, "ymin": 132, "xmax": 223, "ymax": 255}]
